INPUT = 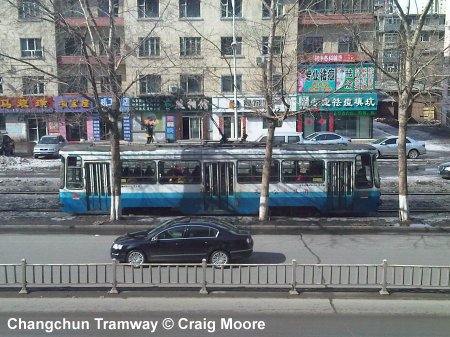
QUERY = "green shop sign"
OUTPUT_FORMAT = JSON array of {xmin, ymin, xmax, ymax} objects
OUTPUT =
[
  {"xmin": 297, "ymin": 93, "xmax": 378, "ymax": 111},
  {"xmin": 298, "ymin": 64, "xmax": 375, "ymax": 93}
]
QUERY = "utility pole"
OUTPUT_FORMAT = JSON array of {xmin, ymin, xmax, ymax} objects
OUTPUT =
[{"xmin": 231, "ymin": 0, "xmax": 239, "ymax": 140}]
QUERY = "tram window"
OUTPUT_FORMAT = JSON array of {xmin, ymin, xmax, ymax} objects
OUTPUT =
[
  {"xmin": 282, "ymin": 160, "xmax": 324, "ymax": 183},
  {"xmin": 66, "ymin": 156, "xmax": 83, "ymax": 189},
  {"xmin": 237, "ymin": 160, "xmax": 279, "ymax": 183},
  {"xmin": 158, "ymin": 160, "xmax": 201, "ymax": 184},
  {"xmin": 121, "ymin": 160, "xmax": 156, "ymax": 184},
  {"xmin": 355, "ymin": 154, "xmax": 373, "ymax": 188},
  {"xmin": 373, "ymin": 154, "xmax": 380, "ymax": 188}
]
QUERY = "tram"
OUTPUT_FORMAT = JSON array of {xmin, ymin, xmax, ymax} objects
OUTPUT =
[{"xmin": 59, "ymin": 142, "xmax": 381, "ymax": 215}]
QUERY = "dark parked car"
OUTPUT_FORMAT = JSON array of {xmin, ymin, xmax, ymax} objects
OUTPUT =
[
  {"xmin": 111, "ymin": 218, "xmax": 253, "ymax": 265},
  {"xmin": 0, "ymin": 134, "xmax": 15, "ymax": 156}
]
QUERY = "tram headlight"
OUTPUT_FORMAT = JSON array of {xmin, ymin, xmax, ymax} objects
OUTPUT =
[{"xmin": 112, "ymin": 243, "xmax": 123, "ymax": 250}]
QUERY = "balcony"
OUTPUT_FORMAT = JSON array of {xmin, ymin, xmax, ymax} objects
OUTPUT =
[
  {"xmin": 62, "ymin": 16, "xmax": 124, "ymax": 27},
  {"xmin": 57, "ymin": 55, "xmax": 109, "ymax": 65},
  {"xmin": 299, "ymin": 13, "xmax": 374, "ymax": 26}
]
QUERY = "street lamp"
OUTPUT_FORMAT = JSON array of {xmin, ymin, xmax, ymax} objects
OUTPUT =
[{"xmin": 231, "ymin": 0, "xmax": 239, "ymax": 140}]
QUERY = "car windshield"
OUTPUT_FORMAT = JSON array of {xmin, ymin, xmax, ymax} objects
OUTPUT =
[
  {"xmin": 373, "ymin": 138, "xmax": 388, "ymax": 144},
  {"xmin": 304, "ymin": 132, "xmax": 318, "ymax": 140},
  {"xmin": 39, "ymin": 137, "xmax": 59, "ymax": 144}
]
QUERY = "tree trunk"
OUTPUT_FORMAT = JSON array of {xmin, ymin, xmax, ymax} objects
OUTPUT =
[
  {"xmin": 259, "ymin": 121, "xmax": 276, "ymax": 221},
  {"xmin": 109, "ymin": 105, "xmax": 122, "ymax": 221},
  {"xmin": 397, "ymin": 95, "xmax": 409, "ymax": 223}
]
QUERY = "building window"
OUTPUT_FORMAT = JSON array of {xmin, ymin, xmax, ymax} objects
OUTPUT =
[
  {"xmin": 139, "ymin": 37, "xmax": 160, "ymax": 57},
  {"xmin": 20, "ymin": 38, "xmax": 43, "ymax": 58},
  {"xmin": 179, "ymin": 0, "xmax": 200, "ymax": 18},
  {"xmin": 180, "ymin": 37, "xmax": 201, "ymax": 57},
  {"xmin": 180, "ymin": 75, "xmax": 202, "ymax": 94},
  {"xmin": 64, "ymin": 37, "xmax": 82, "ymax": 56},
  {"xmin": 221, "ymin": 36, "xmax": 242, "ymax": 56},
  {"xmin": 384, "ymin": 33, "xmax": 398, "ymax": 44},
  {"xmin": 262, "ymin": 36, "xmax": 283, "ymax": 55},
  {"xmin": 99, "ymin": 37, "xmax": 121, "ymax": 55},
  {"xmin": 140, "ymin": 75, "xmax": 161, "ymax": 94},
  {"xmin": 384, "ymin": 62, "xmax": 399, "ymax": 73},
  {"xmin": 303, "ymin": 36, "xmax": 323, "ymax": 53},
  {"xmin": 19, "ymin": 0, "xmax": 40, "ymax": 19},
  {"xmin": 138, "ymin": 0, "xmax": 159, "ymax": 18},
  {"xmin": 22, "ymin": 76, "xmax": 44, "ymax": 95},
  {"xmin": 100, "ymin": 75, "xmax": 122, "ymax": 93},
  {"xmin": 272, "ymin": 74, "xmax": 283, "ymax": 94},
  {"xmin": 98, "ymin": 0, "xmax": 119, "ymax": 17},
  {"xmin": 0, "ymin": 115, "xmax": 5, "ymax": 131},
  {"xmin": 420, "ymin": 32, "xmax": 430, "ymax": 42},
  {"xmin": 262, "ymin": 0, "xmax": 283, "ymax": 18},
  {"xmin": 59, "ymin": 76, "xmax": 88, "ymax": 94},
  {"xmin": 221, "ymin": 74, "xmax": 242, "ymax": 93},
  {"xmin": 221, "ymin": 0, "xmax": 242, "ymax": 18},
  {"xmin": 338, "ymin": 36, "xmax": 358, "ymax": 52},
  {"xmin": 0, "ymin": 77, "xmax": 3, "ymax": 94}
]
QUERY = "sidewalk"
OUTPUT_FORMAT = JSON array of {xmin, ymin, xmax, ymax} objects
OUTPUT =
[{"xmin": 1, "ymin": 213, "xmax": 449, "ymax": 234}]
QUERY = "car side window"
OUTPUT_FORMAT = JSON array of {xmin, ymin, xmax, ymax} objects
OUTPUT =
[
  {"xmin": 329, "ymin": 134, "xmax": 339, "ymax": 140},
  {"xmin": 316, "ymin": 135, "xmax": 326, "ymax": 141},
  {"xmin": 187, "ymin": 226, "xmax": 218, "ymax": 238},
  {"xmin": 385, "ymin": 138, "xmax": 397, "ymax": 145},
  {"xmin": 157, "ymin": 226, "xmax": 187, "ymax": 240}
]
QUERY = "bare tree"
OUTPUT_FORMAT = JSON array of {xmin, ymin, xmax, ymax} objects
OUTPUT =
[
  {"xmin": 356, "ymin": 0, "xmax": 442, "ymax": 222},
  {"xmin": 1, "ymin": 0, "xmax": 164, "ymax": 221}
]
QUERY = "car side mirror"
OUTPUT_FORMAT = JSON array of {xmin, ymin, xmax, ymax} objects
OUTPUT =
[{"xmin": 151, "ymin": 236, "xmax": 159, "ymax": 242}]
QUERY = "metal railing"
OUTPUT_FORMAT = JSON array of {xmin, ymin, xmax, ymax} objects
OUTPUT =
[{"xmin": 0, "ymin": 259, "xmax": 449, "ymax": 295}]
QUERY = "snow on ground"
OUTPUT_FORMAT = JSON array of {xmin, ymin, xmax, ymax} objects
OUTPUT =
[{"xmin": 0, "ymin": 156, "xmax": 60, "ymax": 171}]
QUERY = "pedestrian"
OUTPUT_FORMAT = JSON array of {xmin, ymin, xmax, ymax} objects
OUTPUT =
[{"xmin": 144, "ymin": 114, "xmax": 158, "ymax": 144}]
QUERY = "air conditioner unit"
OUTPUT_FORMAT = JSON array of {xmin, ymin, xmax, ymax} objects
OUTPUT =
[
  {"xmin": 168, "ymin": 84, "xmax": 178, "ymax": 94},
  {"xmin": 256, "ymin": 56, "xmax": 266, "ymax": 66}
]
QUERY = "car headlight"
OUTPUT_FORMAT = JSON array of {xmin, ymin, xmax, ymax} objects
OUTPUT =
[{"xmin": 112, "ymin": 243, "xmax": 123, "ymax": 250}]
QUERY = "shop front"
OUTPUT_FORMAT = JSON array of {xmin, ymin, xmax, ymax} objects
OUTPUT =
[
  {"xmin": 0, "ymin": 97, "xmax": 54, "ymax": 141},
  {"xmin": 212, "ymin": 95, "xmax": 298, "ymax": 141},
  {"xmin": 297, "ymin": 63, "xmax": 377, "ymax": 138}
]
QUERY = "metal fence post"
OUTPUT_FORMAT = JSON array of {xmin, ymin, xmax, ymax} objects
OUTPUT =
[
  {"xmin": 19, "ymin": 259, "xmax": 28, "ymax": 295},
  {"xmin": 109, "ymin": 259, "xmax": 119, "ymax": 294},
  {"xmin": 379, "ymin": 259, "xmax": 389, "ymax": 295},
  {"xmin": 199, "ymin": 259, "xmax": 208, "ymax": 294},
  {"xmin": 289, "ymin": 259, "xmax": 299, "ymax": 295}
]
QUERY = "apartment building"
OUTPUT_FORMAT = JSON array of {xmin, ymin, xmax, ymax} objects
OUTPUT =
[
  {"xmin": 376, "ymin": 0, "xmax": 446, "ymax": 123},
  {"xmin": 297, "ymin": 0, "xmax": 379, "ymax": 139},
  {"xmin": 0, "ymin": 0, "xmax": 299, "ymax": 143}
]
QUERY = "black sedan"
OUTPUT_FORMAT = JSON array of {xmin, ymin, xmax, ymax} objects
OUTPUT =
[{"xmin": 110, "ymin": 218, "xmax": 253, "ymax": 265}]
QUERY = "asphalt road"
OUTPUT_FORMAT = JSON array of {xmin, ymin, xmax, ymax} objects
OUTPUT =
[
  {"xmin": 1, "ymin": 296, "xmax": 450, "ymax": 337},
  {"xmin": 2, "ymin": 233, "xmax": 450, "ymax": 265}
]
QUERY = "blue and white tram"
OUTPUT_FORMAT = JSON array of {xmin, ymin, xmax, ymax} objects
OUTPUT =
[{"xmin": 59, "ymin": 142, "xmax": 381, "ymax": 215}]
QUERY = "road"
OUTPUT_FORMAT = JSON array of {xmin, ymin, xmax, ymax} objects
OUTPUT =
[
  {"xmin": 2, "ymin": 233, "xmax": 450, "ymax": 265},
  {"xmin": 0, "ymin": 296, "xmax": 449, "ymax": 337}
]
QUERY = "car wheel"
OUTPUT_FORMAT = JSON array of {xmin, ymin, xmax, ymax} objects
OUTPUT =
[
  {"xmin": 209, "ymin": 250, "xmax": 230, "ymax": 265},
  {"xmin": 408, "ymin": 149, "xmax": 419, "ymax": 159},
  {"xmin": 126, "ymin": 250, "xmax": 146, "ymax": 265}
]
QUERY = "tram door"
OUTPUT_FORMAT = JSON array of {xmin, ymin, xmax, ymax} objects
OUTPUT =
[
  {"xmin": 85, "ymin": 163, "xmax": 111, "ymax": 211},
  {"xmin": 203, "ymin": 162, "xmax": 234, "ymax": 212},
  {"xmin": 327, "ymin": 161, "xmax": 353, "ymax": 211}
]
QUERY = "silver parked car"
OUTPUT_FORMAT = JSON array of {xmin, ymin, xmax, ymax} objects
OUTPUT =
[
  {"xmin": 299, "ymin": 131, "xmax": 351, "ymax": 145},
  {"xmin": 438, "ymin": 162, "xmax": 450, "ymax": 179},
  {"xmin": 371, "ymin": 136, "xmax": 426, "ymax": 159},
  {"xmin": 33, "ymin": 135, "xmax": 66, "ymax": 158}
]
